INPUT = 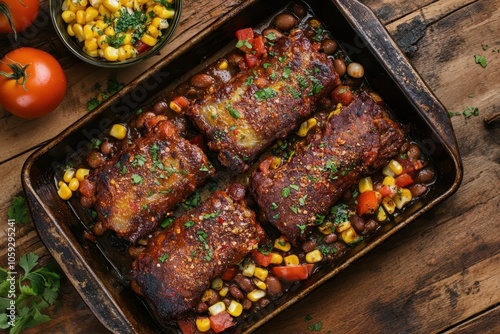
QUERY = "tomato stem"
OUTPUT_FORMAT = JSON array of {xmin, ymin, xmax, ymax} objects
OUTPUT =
[
  {"xmin": 0, "ymin": 2, "xmax": 18, "ymax": 40},
  {"xmin": 0, "ymin": 58, "xmax": 30, "ymax": 90}
]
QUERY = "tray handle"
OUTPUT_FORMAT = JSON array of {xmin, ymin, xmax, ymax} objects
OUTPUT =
[{"xmin": 334, "ymin": 0, "xmax": 461, "ymax": 160}]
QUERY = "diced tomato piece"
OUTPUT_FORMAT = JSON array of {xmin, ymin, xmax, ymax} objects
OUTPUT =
[
  {"xmin": 135, "ymin": 40, "xmax": 151, "ymax": 55},
  {"xmin": 379, "ymin": 185, "xmax": 397, "ymax": 198},
  {"xmin": 189, "ymin": 134, "xmax": 204, "ymax": 148},
  {"xmin": 244, "ymin": 53, "xmax": 259, "ymax": 68},
  {"xmin": 356, "ymin": 190, "xmax": 380, "ymax": 216},
  {"xmin": 258, "ymin": 156, "xmax": 275, "ymax": 174},
  {"xmin": 221, "ymin": 266, "xmax": 237, "ymax": 281},
  {"xmin": 251, "ymin": 36, "xmax": 266, "ymax": 57},
  {"xmin": 252, "ymin": 249, "xmax": 273, "ymax": 267},
  {"xmin": 235, "ymin": 28, "xmax": 254, "ymax": 42},
  {"xmin": 395, "ymin": 173, "xmax": 414, "ymax": 188},
  {"xmin": 331, "ymin": 85, "xmax": 353, "ymax": 106},
  {"xmin": 210, "ymin": 311, "xmax": 235, "ymax": 333},
  {"xmin": 177, "ymin": 318, "xmax": 196, "ymax": 334},
  {"xmin": 271, "ymin": 264, "xmax": 314, "ymax": 282}
]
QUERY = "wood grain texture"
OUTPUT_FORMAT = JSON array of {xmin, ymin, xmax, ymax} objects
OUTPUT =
[{"xmin": 1, "ymin": 0, "xmax": 499, "ymax": 333}]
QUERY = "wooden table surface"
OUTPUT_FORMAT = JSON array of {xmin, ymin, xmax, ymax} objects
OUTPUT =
[{"xmin": 1, "ymin": 0, "xmax": 499, "ymax": 333}]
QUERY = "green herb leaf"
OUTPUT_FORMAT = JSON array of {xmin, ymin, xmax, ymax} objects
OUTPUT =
[
  {"xmin": 308, "ymin": 321, "xmax": 322, "ymax": 331},
  {"xmin": 254, "ymin": 87, "xmax": 277, "ymax": 101},
  {"xmin": 282, "ymin": 187, "xmax": 291, "ymax": 198},
  {"xmin": 161, "ymin": 217, "xmax": 175, "ymax": 228},
  {"xmin": 8, "ymin": 196, "xmax": 29, "ymax": 224},
  {"xmin": 474, "ymin": 54, "xmax": 487, "ymax": 68},
  {"xmin": 158, "ymin": 253, "xmax": 169, "ymax": 262},
  {"xmin": 184, "ymin": 220, "xmax": 195, "ymax": 228},
  {"xmin": 131, "ymin": 174, "xmax": 143, "ymax": 184}
]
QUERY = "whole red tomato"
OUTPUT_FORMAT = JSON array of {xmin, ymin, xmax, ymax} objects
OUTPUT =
[
  {"xmin": 0, "ymin": 0, "xmax": 39, "ymax": 37},
  {"xmin": 0, "ymin": 47, "xmax": 67, "ymax": 119}
]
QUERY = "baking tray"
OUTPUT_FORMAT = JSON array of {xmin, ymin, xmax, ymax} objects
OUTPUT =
[{"xmin": 21, "ymin": 0, "xmax": 463, "ymax": 333}]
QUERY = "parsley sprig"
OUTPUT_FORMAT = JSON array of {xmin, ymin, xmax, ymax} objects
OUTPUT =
[{"xmin": 0, "ymin": 253, "xmax": 61, "ymax": 334}]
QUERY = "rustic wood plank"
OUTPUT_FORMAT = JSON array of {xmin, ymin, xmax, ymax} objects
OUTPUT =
[
  {"xmin": 443, "ymin": 305, "xmax": 500, "ymax": 334},
  {"xmin": 1, "ymin": 0, "xmax": 499, "ymax": 333}
]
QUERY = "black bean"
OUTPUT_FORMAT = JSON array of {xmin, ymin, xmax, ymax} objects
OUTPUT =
[
  {"xmin": 92, "ymin": 221, "xmax": 106, "ymax": 236},
  {"xmin": 258, "ymin": 298, "xmax": 271, "ymax": 308},
  {"xmin": 364, "ymin": 219, "xmax": 378, "ymax": 234},
  {"xmin": 407, "ymin": 143, "xmax": 421, "ymax": 161},
  {"xmin": 408, "ymin": 183, "xmax": 428, "ymax": 197},
  {"xmin": 321, "ymin": 39, "xmax": 338, "ymax": 54},
  {"xmin": 153, "ymin": 101, "xmax": 169, "ymax": 114},
  {"xmin": 229, "ymin": 286, "xmax": 244, "ymax": 300},
  {"xmin": 135, "ymin": 111, "xmax": 156, "ymax": 128},
  {"xmin": 208, "ymin": 290, "xmax": 219, "ymax": 306},
  {"xmin": 130, "ymin": 279, "xmax": 143, "ymax": 296},
  {"xmin": 228, "ymin": 53, "xmax": 243, "ymax": 66},
  {"xmin": 195, "ymin": 301, "xmax": 208, "ymax": 314},
  {"xmin": 292, "ymin": 3, "xmax": 307, "ymax": 18},
  {"xmin": 100, "ymin": 140, "xmax": 114, "ymax": 155},
  {"xmin": 87, "ymin": 150, "xmax": 105, "ymax": 169},
  {"xmin": 234, "ymin": 273, "xmax": 253, "ymax": 293},
  {"xmin": 333, "ymin": 58, "xmax": 346, "ymax": 77},
  {"xmin": 323, "ymin": 233, "xmax": 338, "ymax": 244},
  {"xmin": 190, "ymin": 73, "xmax": 214, "ymax": 89},
  {"xmin": 242, "ymin": 298, "xmax": 253, "ymax": 310},
  {"xmin": 227, "ymin": 183, "xmax": 246, "ymax": 201},
  {"xmin": 274, "ymin": 13, "xmax": 298, "ymax": 31},
  {"xmin": 415, "ymin": 167, "xmax": 436, "ymax": 183},
  {"xmin": 80, "ymin": 195, "xmax": 93, "ymax": 209},
  {"xmin": 222, "ymin": 298, "xmax": 231, "ymax": 307},
  {"xmin": 350, "ymin": 215, "xmax": 366, "ymax": 234},
  {"xmin": 262, "ymin": 28, "xmax": 283, "ymax": 42},
  {"xmin": 265, "ymin": 276, "xmax": 282, "ymax": 298},
  {"xmin": 302, "ymin": 240, "xmax": 316, "ymax": 253}
]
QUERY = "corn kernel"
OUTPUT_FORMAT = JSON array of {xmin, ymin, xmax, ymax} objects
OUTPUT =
[
  {"xmin": 58, "ymin": 181, "xmax": 66, "ymax": 188},
  {"xmin": 85, "ymin": 7, "xmax": 99, "ymax": 21},
  {"xmin": 377, "ymin": 206, "xmax": 387, "ymax": 222},
  {"xmin": 341, "ymin": 227, "xmax": 360, "ymax": 245},
  {"xmin": 73, "ymin": 23, "xmax": 85, "ymax": 42},
  {"xmin": 227, "ymin": 300, "xmax": 243, "ymax": 317},
  {"xmin": 382, "ymin": 165, "xmax": 396, "ymax": 177},
  {"xmin": 104, "ymin": 25, "xmax": 115, "ymax": 36},
  {"xmin": 383, "ymin": 176, "xmax": 396, "ymax": 186},
  {"xmin": 71, "ymin": 0, "xmax": 87, "ymax": 6},
  {"xmin": 84, "ymin": 37, "xmax": 98, "ymax": 51},
  {"xmin": 75, "ymin": 168, "xmax": 90, "ymax": 181},
  {"xmin": 242, "ymin": 262, "xmax": 255, "ymax": 277},
  {"xmin": 247, "ymin": 289, "xmax": 266, "ymax": 302},
  {"xmin": 141, "ymin": 33, "xmax": 157, "ymax": 47},
  {"xmin": 103, "ymin": 0, "xmax": 121, "ymax": 12},
  {"xmin": 97, "ymin": 35, "xmax": 109, "ymax": 48},
  {"xmin": 218, "ymin": 286, "xmax": 229, "ymax": 297},
  {"xmin": 121, "ymin": 33, "xmax": 132, "ymax": 45},
  {"xmin": 58, "ymin": 183, "xmax": 73, "ymax": 200},
  {"xmin": 169, "ymin": 100, "xmax": 182, "ymax": 113},
  {"xmin": 83, "ymin": 24, "xmax": 93, "ymax": 40},
  {"xmin": 90, "ymin": 0, "xmax": 103, "ymax": 8},
  {"xmin": 147, "ymin": 24, "xmax": 159, "ymax": 38},
  {"xmin": 95, "ymin": 19, "xmax": 107, "ymax": 31},
  {"xmin": 211, "ymin": 277, "xmax": 223, "ymax": 291},
  {"xmin": 62, "ymin": 10, "xmax": 76, "ymax": 23},
  {"xmin": 98, "ymin": 4, "xmax": 111, "ymax": 16},
  {"xmin": 382, "ymin": 197, "xmax": 396, "ymax": 214},
  {"xmin": 63, "ymin": 168, "xmax": 76, "ymax": 183},
  {"xmin": 270, "ymin": 157, "xmax": 281, "ymax": 169},
  {"xmin": 61, "ymin": 0, "xmax": 70, "ymax": 11},
  {"xmin": 394, "ymin": 188, "xmax": 412, "ymax": 209},
  {"xmin": 68, "ymin": 178, "xmax": 80, "ymax": 191},
  {"xmin": 274, "ymin": 236, "xmax": 291, "ymax": 252},
  {"xmin": 269, "ymin": 252, "xmax": 283, "ymax": 265},
  {"xmin": 109, "ymin": 123, "xmax": 127, "ymax": 139},
  {"xmin": 309, "ymin": 18, "xmax": 321, "ymax": 28},
  {"xmin": 218, "ymin": 59, "xmax": 228, "ymax": 70},
  {"xmin": 253, "ymin": 278, "xmax": 266, "ymax": 290},
  {"xmin": 123, "ymin": 44, "xmax": 136, "ymax": 58},
  {"xmin": 305, "ymin": 249, "xmax": 323, "ymax": 263},
  {"xmin": 253, "ymin": 267, "xmax": 268, "ymax": 281},
  {"xmin": 358, "ymin": 176, "xmax": 373, "ymax": 193},
  {"xmin": 318, "ymin": 221, "xmax": 333, "ymax": 235},
  {"xmin": 103, "ymin": 46, "xmax": 119, "ymax": 61},
  {"xmin": 153, "ymin": 5, "xmax": 174, "ymax": 19},
  {"xmin": 297, "ymin": 118, "xmax": 317, "ymax": 137},
  {"xmin": 388, "ymin": 159, "xmax": 403, "ymax": 175},
  {"xmin": 117, "ymin": 46, "xmax": 128, "ymax": 61},
  {"xmin": 75, "ymin": 9, "xmax": 85, "ymax": 24},
  {"xmin": 336, "ymin": 221, "xmax": 351, "ymax": 233},
  {"xmin": 196, "ymin": 317, "xmax": 211, "ymax": 332},
  {"xmin": 284, "ymin": 254, "xmax": 299, "ymax": 266},
  {"xmin": 208, "ymin": 301, "xmax": 226, "ymax": 316},
  {"xmin": 67, "ymin": 24, "xmax": 75, "ymax": 36}
]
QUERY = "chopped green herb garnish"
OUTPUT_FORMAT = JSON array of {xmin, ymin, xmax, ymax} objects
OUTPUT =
[
  {"xmin": 282, "ymin": 187, "xmax": 291, "ymax": 198},
  {"xmin": 254, "ymin": 87, "xmax": 277, "ymax": 101},
  {"xmin": 271, "ymin": 202, "xmax": 279, "ymax": 210},
  {"xmin": 474, "ymin": 54, "xmax": 487, "ymax": 68},
  {"xmin": 158, "ymin": 253, "xmax": 169, "ymax": 262},
  {"xmin": 184, "ymin": 220, "xmax": 195, "ymax": 228},
  {"xmin": 226, "ymin": 102, "xmax": 240, "ymax": 119},
  {"xmin": 289, "ymin": 184, "xmax": 299, "ymax": 191},
  {"xmin": 161, "ymin": 217, "xmax": 175, "ymax": 228},
  {"xmin": 290, "ymin": 206, "xmax": 299, "ymax": 214},
  {"xmin": 131, "ymin": 174, "xmax": 142, "ymax": 184},
  {"xmin": 297, "ymin": 224, "xmax": 307, "ymax": 234},
  {"xmin": 8, "ymin": 195, "xmax": 29, "ymax": 223}
]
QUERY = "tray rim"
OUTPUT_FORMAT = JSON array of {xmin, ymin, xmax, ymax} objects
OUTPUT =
[{"xmin": 21, "ymin": 0, "xmax": 463, "ymax": 332}]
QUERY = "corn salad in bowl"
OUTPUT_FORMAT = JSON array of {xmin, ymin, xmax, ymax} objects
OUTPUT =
[{"xmin": 50, "ymin": 0, "xmax": 181, "ymax": 67}]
